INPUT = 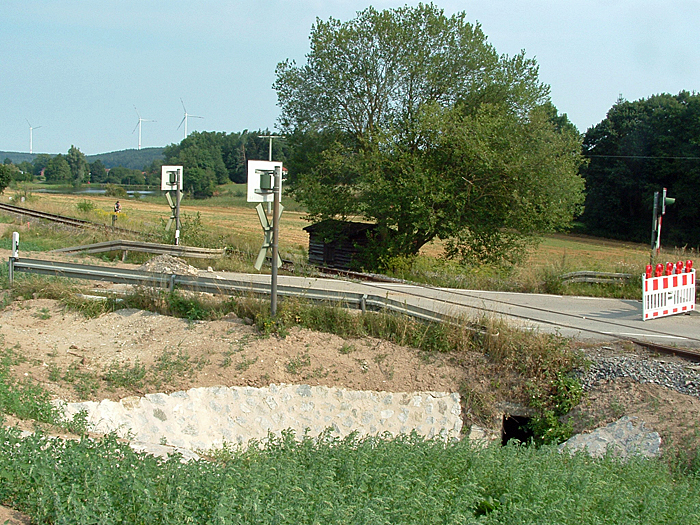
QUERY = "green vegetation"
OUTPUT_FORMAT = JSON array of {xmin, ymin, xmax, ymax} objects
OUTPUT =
[
  {"xmin": 276, "ymin": 4, "xmax": 584, "ymax": 269},
  {"xmin": 1, "ymin": 427, "xmax": 699, "ymax": 524},
  {"xmin": 581, "ymin": 91, "xmax": 700, "ymax": 248},
  {"xmin": 0, "ymin": 346, "xmax": 89, "ymax": 434}
]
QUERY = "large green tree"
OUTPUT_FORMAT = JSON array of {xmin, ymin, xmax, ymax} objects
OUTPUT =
[
  {"xmin": 89, "ymin": 160, "xmax": 107, "ymax": 183},
  {"xmin": 0, "ymin": 164, "xmax": 16, "ymax": 193},
  {"xmin": 580, "ymin": 91, "xmax": 700, "ymax": 247},
  {"xmin": 66, "ymin": 145, "xmax": 88, "ymax": 187},
  {"xmin": 274, "ymin": 3, "xmax": 585, "ymax": 267},
  {"xmin": 43, "ymin": 154, "xmax": 71, "ymax": 183}
]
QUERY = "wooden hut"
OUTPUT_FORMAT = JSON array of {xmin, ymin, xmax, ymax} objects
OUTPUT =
[{"xmin": 303, "ymin": 219, "xmax": 377, "ymax": 270}]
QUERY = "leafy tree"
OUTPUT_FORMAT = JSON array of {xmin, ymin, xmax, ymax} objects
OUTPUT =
[
  {"xmin": 183, "ymin": 167, "xmax": 216, "ymax": 198},
  {"xmin": 43, "ymin": 154, "xmax": 71, "ymax": 183},
  {"xmin": 275, "ymin": 4, "xmax": 585, "ymax": 267},
  {"xmin": 164, "ymin": 131, "xmax": 229, "ymax": 190},
  {"xmin": 32, "ymin": 154, "xmax": 52, "ymax": 178},
  {"xmin": 105, "ymin": 166, "xmax": 145, "ymax": 185},
  {"xmin": 13, "ymin": 161, "xmax": 34, "ymax": 182},
  {"xmin": 89, "ymin": 160, "xmax": 107, "ymax": 183},
  {"xmin": 0, "ymin": 164, "xmax": 16, "ymax": 192},
  {"xmin": 66, "ymin": 145, "xmax": 89, "ymax": 186},
  {"xmin": 580, "ymin": 91, "xmax": 700, "ymax": 247},
  {"xmin": 221, "ymin": 130, "xmax": 287, "ymax": 183}
]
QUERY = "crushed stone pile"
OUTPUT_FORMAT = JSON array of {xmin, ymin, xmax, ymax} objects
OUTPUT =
[{"xmin": 138, "ymin": 254, "xmax": 199, "ymax": 276}]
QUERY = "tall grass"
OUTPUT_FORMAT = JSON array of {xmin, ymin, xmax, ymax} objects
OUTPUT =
[{"xmin": 1, "ymin": 427, "xmax": 699, "ymax": 524}]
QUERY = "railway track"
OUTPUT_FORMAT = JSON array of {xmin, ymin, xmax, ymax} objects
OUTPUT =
[{"xmin": 0, "ymin": 202, "xmax": 142, "ymax": 237}]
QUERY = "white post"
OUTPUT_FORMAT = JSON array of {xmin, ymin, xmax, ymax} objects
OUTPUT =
[
  {"xmin": 9, "ymin": 231, "xmax": 19, "ymax": 285},
  {"xmin": 12, "ymin": 232, "xmax": 19, "ymax": 258}
]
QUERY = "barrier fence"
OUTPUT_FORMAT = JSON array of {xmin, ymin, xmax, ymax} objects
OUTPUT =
[{"xmin": 643, "ymin": 260, "xmax": 695, "ymax": 320}]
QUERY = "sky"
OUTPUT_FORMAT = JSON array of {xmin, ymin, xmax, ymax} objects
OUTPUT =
[{"xmin": 1, "ymin": 0, "xmax": 699, "ymax": 156}]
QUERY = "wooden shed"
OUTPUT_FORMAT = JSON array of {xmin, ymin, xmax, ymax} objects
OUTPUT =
[{"xmin": 303, "ymin": 219, "xmax": 378, "ymax": 270}]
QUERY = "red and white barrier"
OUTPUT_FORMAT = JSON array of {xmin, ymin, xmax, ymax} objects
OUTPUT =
[{"xmin": 643, "ymin": 260, "xmax": 695, "ymax": 320}]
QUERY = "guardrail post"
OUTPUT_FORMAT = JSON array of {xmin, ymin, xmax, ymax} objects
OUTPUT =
[
  {"xmin": 169, "ymin": 273, "xmax": 176, "ymax": 291},
  {"xmin": 8, "ymin": 231, "xmax": 19, "ymax": 286},
  {"xmin": 360, "ymin": 294, "xmax": 367, "ymax": 313}
]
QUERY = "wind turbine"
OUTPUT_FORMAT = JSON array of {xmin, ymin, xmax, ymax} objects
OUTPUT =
[
  {"xmin": 177, "ymin": 98, "xmax": 203, "ymax": 139},
  {"xmin": 26, "ymin": 119, "xmax": 42, "ymax": 154},
  {"xmin": 133, "ymin": 106, "xmax": 155, "ymax": 150}
]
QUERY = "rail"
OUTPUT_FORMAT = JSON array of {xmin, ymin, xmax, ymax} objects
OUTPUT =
[
  {"xmin": 7, "ymin": 258, "xmax": 446, "ymax": 325},
  {"xmin": 0, "ymin": 202, "xmax": 142, "ymax": 237}
]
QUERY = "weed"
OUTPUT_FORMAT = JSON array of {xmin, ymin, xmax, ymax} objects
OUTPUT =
[
  {"xmin": 63, "ymin": 361, "xmax": 100, "ymax": 398},
  {"xmin": 527, "ymin": 372, "xmax": 584, "ymax": 445},
  {"xmin": 355, "ymin": 358, "xmax": 369, "ymax": 373},
  {"xmin": 47, "ymin": 363, "xmax": 62, "ymax": 382},
  {"xmin": 34, "ymin": 307, "xmax": 51, "ymax": 320},
  {"xmin": 339, "ymin": 342, "xmax": 356, "ymax": 355},
  {"xmin": 102, "ymin": 359, "xmax": 147, "ymax": 390},
  {"xmin": 285, "ymin": 352, "xmax": 311, "ymax": 374},
  {"xmin": 75, "ymin": 200, "xmax": 97, "ymax": 213},
  {"xmin": 0, "ymin": 347, "xmax": 85, "ymax": 431},
  {"xmin": 235, "ymin": 355, "xmax": 258, "ymax": 371},
  {"xmin": 312, "ymin": 366, "xmax": 329, "ymax": 378}
]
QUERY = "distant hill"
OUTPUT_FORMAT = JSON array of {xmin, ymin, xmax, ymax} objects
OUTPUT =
[
  {"xmin": 1, "ymin": 147, "xmax": 164, "ymax": 171},
  {"xmin": 0, "ymin": 152, "xmax": 35, "ymax": 165},
  {"xmin": 87, "ymin": 148, "xmax": 164, "ymax": 170}
]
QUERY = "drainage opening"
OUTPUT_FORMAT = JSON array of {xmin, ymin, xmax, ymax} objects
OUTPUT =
[{"xmin": 501, "ymin": 415, "xmax": 534, "ymax": 445}]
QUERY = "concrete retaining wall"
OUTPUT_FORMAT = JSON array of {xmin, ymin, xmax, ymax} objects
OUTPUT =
[{"xmin": 61, "ymin": 384, "xmax": 463, "ymax": 451}]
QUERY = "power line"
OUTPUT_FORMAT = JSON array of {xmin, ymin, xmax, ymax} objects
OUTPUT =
[{"xmin": 584, "ymin": 154, "xmax": 700, "ymax": 160}]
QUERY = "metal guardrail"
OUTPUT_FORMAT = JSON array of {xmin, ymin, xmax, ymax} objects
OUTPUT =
[
  {"xmin": 52, "ymin": 240, "xmax": 225, "ymax": 259},
  {"xmin": 560, "ymin": 271, "xmax": 633, "ymax": 284},
  {"xmin": 8, "ymin": 258, "xmax": 448, "ymax": 325}
]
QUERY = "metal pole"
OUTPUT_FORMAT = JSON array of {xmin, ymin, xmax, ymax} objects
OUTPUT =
[
  {"xmin": 650, "ymin": 191, "xmax": 658, "ymax": 265},
  {"xmin": 175, "ymin": 168, "xmax": 181, "ymax": 246},
  {"xmin": 270, "ymin": 166, "xmax": 281, "ymax": 317}
]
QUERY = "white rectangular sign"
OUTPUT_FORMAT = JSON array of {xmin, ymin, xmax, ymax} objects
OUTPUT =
[
  {"xmin": 247, "ymin": 160, "xmax": 283, "ymax": 203},
  {"xmin": 161, "ymin": 165, "xmax": 184, "ymax": 191}
]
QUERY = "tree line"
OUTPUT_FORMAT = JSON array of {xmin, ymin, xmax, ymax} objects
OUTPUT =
[
  {"xmin": 1, "ymin": 129, "xmax": 288, "ymax": 198},
  {"xmin": 579, "ymin": 91, "xmax": 700, "ymax": 248}
]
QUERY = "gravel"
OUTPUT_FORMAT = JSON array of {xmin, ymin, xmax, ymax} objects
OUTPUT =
[{"xmin": 576, "ymin": 348, "xmax": 700, "ymax": 398}]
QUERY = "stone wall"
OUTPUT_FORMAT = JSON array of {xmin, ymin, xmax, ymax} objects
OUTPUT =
[{"xmin": 61, "ymin": 384, "xmax": 463, "ymax": 451}]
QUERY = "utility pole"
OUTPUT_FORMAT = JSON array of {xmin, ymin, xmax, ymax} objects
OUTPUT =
[
  {"xmin": 270, "ymin": 165, "xmax": 282, "ymax": 316},
  {"xmin": 258, "ymin": 134, "xmax": 282, "ymax": 162}
]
